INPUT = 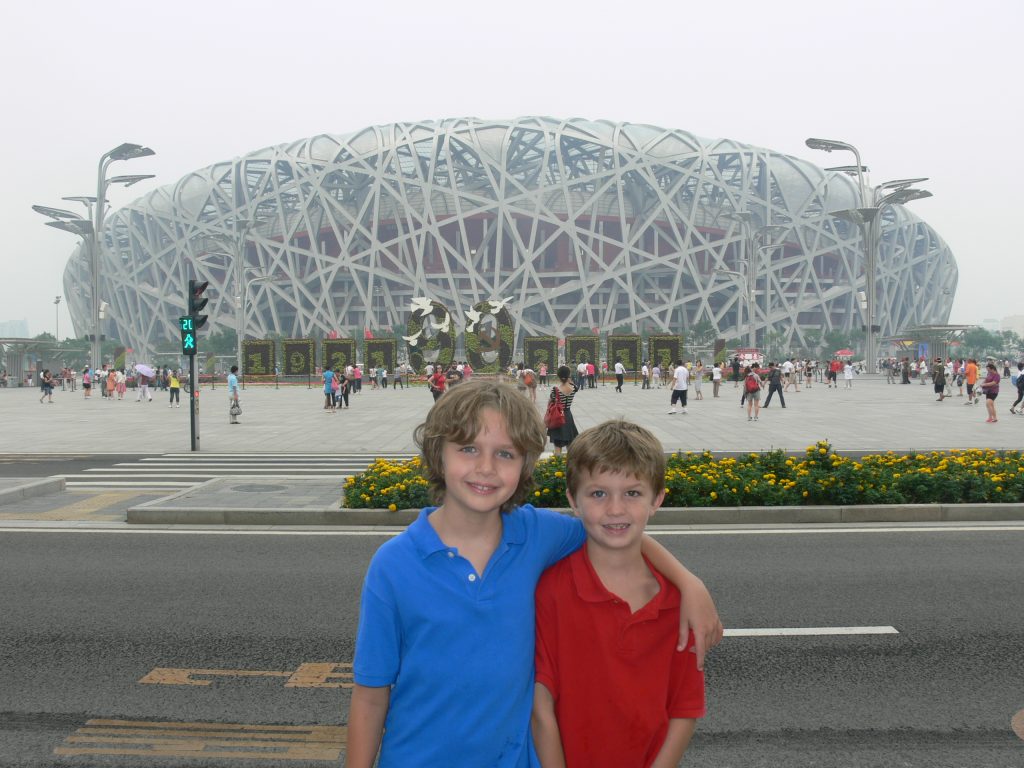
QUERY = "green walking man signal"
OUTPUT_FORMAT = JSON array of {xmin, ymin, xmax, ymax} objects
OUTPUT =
[{"xmin": 180, "ymin": 316, "xmax": 197, "ymax": 355}]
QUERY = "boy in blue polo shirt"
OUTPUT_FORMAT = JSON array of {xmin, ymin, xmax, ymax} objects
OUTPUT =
[{"xmin": 345, "ymin": 380, "xmax": 721, "ymax": 768}]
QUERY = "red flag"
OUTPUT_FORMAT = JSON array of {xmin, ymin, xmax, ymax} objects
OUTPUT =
[
  {"xmin": 327, "ymin": 330, "xmax": 339, "ymax": 339},
  {"xmin": 363, "ymin": 328, "xmax": 374, "ymax": 340}
]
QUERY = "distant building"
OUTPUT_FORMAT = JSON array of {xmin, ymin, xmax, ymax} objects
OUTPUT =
[
  {"xmin": 981, "ymin": 318, "xmax": 1001, "ymax": 333},
  {"xmin": 0, "ymin": 319, "xmax": 29, "ymax": 337},
  {"xmin": 1001, "ymin": 316, "xmax": 1024, "ymax": 337}
]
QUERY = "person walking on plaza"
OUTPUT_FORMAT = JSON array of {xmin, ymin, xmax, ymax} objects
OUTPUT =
[
  {"xmin": 614, "ymin": 359, "xmax": 625, "ymax": 392},
  {"xmin": 1009, "ymin": 362, "xmax": 1024, "ymax": 414},
  {"xmin": 115, "ymin": 368, "xmax": 126, "ymax": 400},
  {"xmin": 522, "ymin": 365, "xmax": 539, "ymax": 403},
  {"xmin": 668, "ymin": 359, "xmax": 689, "ymax": 415},
  {"xmin": 323, "ymin": 364, "xmax": 336, "ymax": 411},
  {"xmin": 136, "ymin": 370, "xmax": 152, "ymax": 402},
  {"xmin": 980, "ymin": 362, "xmax": 1001, "ymax": 422},
  {"xmin": 641, "ymin": 361, "xmax": 650, "ymax": 389},
  {"xmin": 392, "ymin": 364, "xmax": 404, "ymax": 389},
  {"xmin": 731, "ymin": 356, "xmax": 741, "ymax": 388},
  {"xmin": 744, "ymin": 365, "xmax": 763, "ymax": 421},
  {"xmin": 228, "ymin": 365, "xmax": 241, "ymax": 424},
  {"xmin": 547, "ymin": 365, "xmax": 579, "ymax": 455},
  {"xmin": 901, "ymin": 357, "xmax": 911, "ymax": 384},
  {"xmin": 932, "ymin": 357, "xmax": 947, "ymax": 402},
  {"xmin": 335, "ymin": 367, "xmax": 350, "ymax": 409},
  {"xmin": 168, "ymin": 370, "xmax": 181, "ymax": 407},
  {"xmin": 82, "ymin": 366, "xmax": 92, "ymax": 398},
  {"xmin": 827, "ymin": 358, "xmax": 841, "ymax": 388},
  {"xmin": 353, "ymin": 364, "xmax": 362, "ymax": 393},
  {"xmin": 761, "ymin": 362, "xmax": 785, "ymax": 408},
  {"xmin": 965, "ymin": 358, "xmax": 979, "ymax": 404},
  {"xmin": 652, "ymin": 363, "xmax": 661, "ymax": 389},
  {"xmin": 782, "ymin": 358, "xmax": 795, "ymax": 392},
  {"xmin": 804, "ymin": 358, "xmax": 814, "ymax": 388},
  {"xmin": 106, "ymin": 368, "xmax": 116, "ymax": 401},
  {"xmin": 693, "ymin": 360, "xmax": 704, "ymax": 400},
  {"xmin": 843, "ymin": 361, "xmax": 855, "ymax": 389},
  {"xmin": 712, "ymin": 361, "xmax": 722, "ymax": 397},
  {"xmin": 39, "ymin": 369, "xmax": 54, "ymax": 403},
  {"xmin": 428, "ymin": 366, "xmax": 446, "ymax": 402},
  {"xmin": 538, "ymin": 362, "xmax": 548, "ymax": 387}
]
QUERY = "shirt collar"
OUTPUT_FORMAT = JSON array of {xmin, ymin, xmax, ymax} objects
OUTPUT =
[
  {"xmin": 569, "ymin": 547, "xmax": 680, "ymax": 613},
  {"xmin": 408, "ymin": 505, "xmax": 527, "ymax": 559}
]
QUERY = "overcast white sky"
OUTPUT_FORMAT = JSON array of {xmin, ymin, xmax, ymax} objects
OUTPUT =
[{"xmin": 2, "ymin": 0, "xmax": 1020, "ymax": 338}]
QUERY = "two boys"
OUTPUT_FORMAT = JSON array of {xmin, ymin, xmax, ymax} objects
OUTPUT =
[{"xmin": 347, "ymin": 380, "xmax": 714, "ymax": 767}]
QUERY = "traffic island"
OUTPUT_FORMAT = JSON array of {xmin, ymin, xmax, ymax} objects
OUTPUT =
[{"xmin": 125, "ymin": 478, "xmax": 1024, "ymax": 526}]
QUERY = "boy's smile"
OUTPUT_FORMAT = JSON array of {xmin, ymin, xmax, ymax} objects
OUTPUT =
[{"xmin": 439, "ymin": 408, "xmax": 524, "ymax": 519}]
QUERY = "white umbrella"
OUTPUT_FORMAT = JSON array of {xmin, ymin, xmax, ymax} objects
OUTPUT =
[{"xmin": 135, "ymin": 364, "xmax": 156, "ymax": 378}]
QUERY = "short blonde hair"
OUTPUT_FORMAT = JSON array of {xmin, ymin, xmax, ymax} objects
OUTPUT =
[
  {"xmin": 413, "ymin": 379, "xmax": 546, "ymax": 512},
  {"xmin": 566, "ymin": 419, "xmax": 666, "ymax": 499}
]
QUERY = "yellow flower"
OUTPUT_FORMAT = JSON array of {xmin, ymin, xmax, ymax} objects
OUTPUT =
[
  {"xmin": 388, "ymin": 503, "xmax": 397, "ymax": 511},
  {"xmin": 535, "ymin": 491, "xmax": 541, "ymax": 497},
  {"xmin": 554, "ymin": 471, "xmax": 563, "ymax": 478},
  {"xmin": 802, "ymin": 491, "xmax": 809, "ymax": 497},
  {"xmin": 710, "ymin": 491, "xmax": 718, "ymax": 500}
]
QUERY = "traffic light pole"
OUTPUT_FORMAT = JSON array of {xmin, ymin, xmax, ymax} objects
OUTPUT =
[{"xmin": 189, "ymin": 353, "xmax": 199, "ymax": 452}]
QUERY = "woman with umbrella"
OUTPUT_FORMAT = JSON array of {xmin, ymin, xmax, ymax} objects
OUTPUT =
[{"xmin": 135, "ymin": 364, "xmax": 155, "ymax": 402}]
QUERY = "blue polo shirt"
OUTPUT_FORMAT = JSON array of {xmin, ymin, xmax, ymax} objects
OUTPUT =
[{"xmin": 354, "ymin": 504, "xmax": 584, "ymax": 767}]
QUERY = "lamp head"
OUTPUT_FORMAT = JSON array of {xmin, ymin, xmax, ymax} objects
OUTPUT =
[
  {"xmin": 806, "ymin": 138, "xmax": 855, "ymax": 154},
  {"xmin": 106, "ymin": 143, "xmax": 155, "ymax": 161}
]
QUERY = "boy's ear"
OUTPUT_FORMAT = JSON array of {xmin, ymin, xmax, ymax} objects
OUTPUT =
[
  {"xmin": 566, "ymin": 489, "xmax": 579, "ymax": 515},
  {"xmin": 650, "ymin": 489, "xmax": 666, "ymax": 516}
]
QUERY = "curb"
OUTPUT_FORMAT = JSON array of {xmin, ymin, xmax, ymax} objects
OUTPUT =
[
  {"xmin": 0, "ymin": 477, "xmax": 65, "ymax": 507},
  {"xmin": 125, "ymin": 503, "xmax": 1024, "ymax": 526}
]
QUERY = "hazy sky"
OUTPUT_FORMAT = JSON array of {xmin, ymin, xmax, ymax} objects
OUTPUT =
[{"xmin": 3, "ymin": 0, "xmax": 1020, "ymax": 338}]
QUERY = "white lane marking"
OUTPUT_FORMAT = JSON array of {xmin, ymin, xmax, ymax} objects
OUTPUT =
[
  {"xmin": 1, "ymin": 525, "xmax": 1023, "ymax": 536},
  {"xmin": 649, "ymin": 526, "xmax": 1024, "ymax": 535},
  {"xmin": 725, "ymin": 626, "xmax": 899, "ymax": 637}
]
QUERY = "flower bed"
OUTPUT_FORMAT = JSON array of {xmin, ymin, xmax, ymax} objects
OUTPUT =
[{"xmin": 343, "ymin": 441, "xmax": 1024, "ymax": 509}]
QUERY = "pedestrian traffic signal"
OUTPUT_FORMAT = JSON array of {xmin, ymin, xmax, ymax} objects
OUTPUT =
[
  {"xmin": 179, "ymin": 316, "xmax": 197, "ymax": 355},
  {"xmin": 188, "ymin": 280, "xmax": 210, "ymax": 330}
]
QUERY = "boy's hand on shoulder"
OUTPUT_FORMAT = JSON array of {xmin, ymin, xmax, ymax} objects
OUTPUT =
[{"xmin": 678, "ymin": 577, "xmax": 723, "ymax": 671}]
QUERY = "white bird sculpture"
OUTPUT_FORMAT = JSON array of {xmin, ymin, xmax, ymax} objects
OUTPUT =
[
  {"xmin": 488, "ymin": 297, "xmax": 512, "ymax": 313},
  {"xmin": 410, "ymin": 297, "xmax": 433, "ymax": 315},
  {"xmin": 431, "ymin": 315, "xmax": 451, "ymax": 334},
  {"xmin": 402, "ymin": 332, "xmax": 422, "ymax": 347},
  {"xmin": 464, "ymin": 308, "xmax": 482, "ymax": 331}
]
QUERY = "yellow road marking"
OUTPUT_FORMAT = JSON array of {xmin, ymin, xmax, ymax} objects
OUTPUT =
[
  {"xmin": 140, "ymin": 662, "xmax": 354, "ymax": 688},
  {"xmin": 0, "ymin": 490, "xmax": 158, "ymax": 521},
  {"xmin": 54, "ymin": 719, "xmax": 345, "ymax": 760}
]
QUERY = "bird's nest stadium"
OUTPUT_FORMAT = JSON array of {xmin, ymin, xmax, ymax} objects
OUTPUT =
[{"xmin": 63, "ymin": 116, "xmax": 956, "ymax": 365}]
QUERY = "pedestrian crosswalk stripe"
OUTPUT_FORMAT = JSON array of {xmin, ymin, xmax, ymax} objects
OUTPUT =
[{"xmin": 59, "ymin": 453, "xmax": 418, "ymax": 490}]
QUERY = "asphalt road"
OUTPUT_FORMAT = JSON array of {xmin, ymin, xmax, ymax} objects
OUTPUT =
[{"xmin": 1, "ymin": 525, "xmax": 1022, "ymax": 767}]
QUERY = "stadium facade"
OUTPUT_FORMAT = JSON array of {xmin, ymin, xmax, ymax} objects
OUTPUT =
[{"xmin": 63, "ymin": 116, "xmax": 956, "ymax": 361}]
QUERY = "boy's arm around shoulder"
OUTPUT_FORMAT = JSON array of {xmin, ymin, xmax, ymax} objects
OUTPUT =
[
  {"xmin": 344, "ymin": 684, "xmax": 390, "ymax": 768},
  {"xmin": 531, "ymin": 683, "xmax": 566, "ymax": 768},
  {"xmin": 640, "ymin": 535, "xmax": 722, "ymax": 669}
]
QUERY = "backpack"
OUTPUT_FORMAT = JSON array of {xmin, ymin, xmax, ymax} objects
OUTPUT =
[
  {"xmin": 745, "ymin": 374, "xmax": 760, "ymax": 393},
  {"xmin": 523, "ymin": 370, "xmax": 535, "ymax": 387},
  {"xmin": 544, "ymin": 388, "xmax": 566, "ymax": 429}
]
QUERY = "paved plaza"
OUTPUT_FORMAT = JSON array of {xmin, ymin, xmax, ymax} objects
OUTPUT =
[{"xmin": 3, "ymin": 373, "xmax": 1021, "ymax": 456}]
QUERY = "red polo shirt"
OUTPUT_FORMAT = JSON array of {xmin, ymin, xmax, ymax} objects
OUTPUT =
[{"xmin": 534, "ymin": 548, "xmax": 705, "ymax": 768}]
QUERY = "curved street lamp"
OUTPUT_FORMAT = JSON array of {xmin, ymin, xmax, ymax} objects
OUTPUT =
[{"xmin": 807, "ymin": 137, "xmax": 932, "ymax": 373}]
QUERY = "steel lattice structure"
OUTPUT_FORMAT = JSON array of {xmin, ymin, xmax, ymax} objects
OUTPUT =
[{"xmin": 63, "ymin": 117, "xmax": 956, "ymax": 359}]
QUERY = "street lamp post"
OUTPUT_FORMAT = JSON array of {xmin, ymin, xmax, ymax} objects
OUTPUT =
[
  {"xmin": 34, "ymin": 144, "xmax": 154, "ymax": 370},
  {"xmin": 54, "ymin": 296, "xmax": 61, "ymax": 342},
  {"xmin": 239, "ymin": 270, "xmax": 280, "ymax": 375},
  {"xmin": 715, "ymin": 266, "xmax": 754, "ymax": 349},
  {"xmin": 806, "ymin": 138, "xmax": 931, "ymax": 374},
  {"xmin": 91, "ymin": 144, "xmax": 155, "ymax": 368},
  {"xmin": 720, "ymin": 212, "xmax": 789, "ymax": 350}
]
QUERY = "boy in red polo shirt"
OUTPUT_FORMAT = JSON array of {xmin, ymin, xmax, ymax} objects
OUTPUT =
[{"xmin": 532, "ymin": 419, "xmax": 706, "ymax": 768}]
